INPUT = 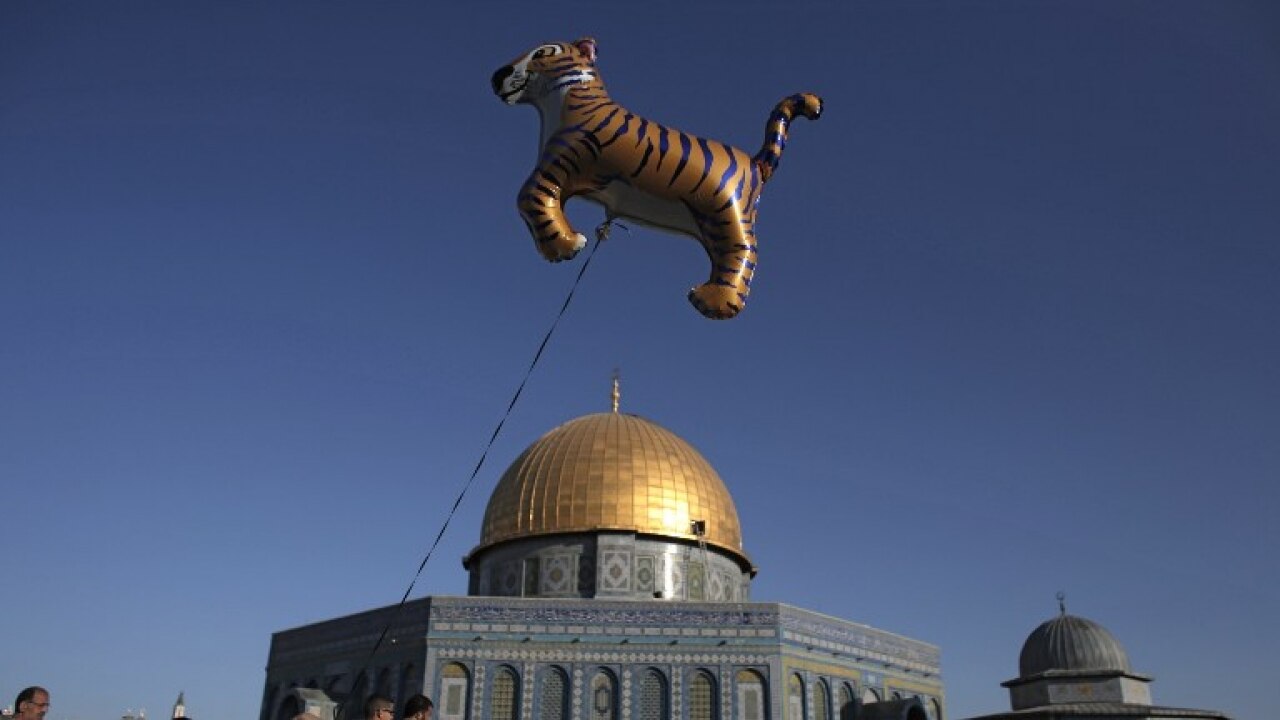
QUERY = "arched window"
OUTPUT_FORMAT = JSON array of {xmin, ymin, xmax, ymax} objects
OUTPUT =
[
  {"xmin": 736, "ymin": 670, "xmax": 767, "ymax": 720},
  {"xmin": 540, "ymin": 666, "xmax": 569, "ymax": 720},
  {"xmin": 440, "ymin": 663, "xmax": 470, "ymax": 720},
  {"xmin": 689, "ymin": 670, "xmax": 716, "ymax": 720},
  {"xmin": 860, "ymin": 688, "xmax": 879, "ymax": 706},
  {"xmin": 788, "ymin": 674, "xmax": 805, "ymax": 720},
  {"xmin": 399, "ymin": 663, "xmax": 419, "ymax": 707},
  {"xmin": 836, "ymin": 684, "xmax": 856, "ymax": 720},
  {"xmin": 348, "ymin": 672, "xmax": 369, "ymax": 720},
  {"xmin": 491, "ymin": 666, "xmax": 519, "ymax": 720},
  {"xmin": 275, "ymin": 694, "xmax": 299, "ymax": 720},
  {"xmin": 591, "ymin": 670, "xmax": 617, "ymax": 720},
  {"xmin": 376, "ymin": 668, "xmax": 393, "ymax": 699},
  {"xmin": 813, "ymin": 681, "xmax": 829, "ymax": 720},
  {"xmin": 639, "ymin": 668, "xmax": 668, "ymax": 720}
]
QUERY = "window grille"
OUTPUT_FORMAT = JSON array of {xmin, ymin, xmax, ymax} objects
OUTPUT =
[
  {"xmin": 540, "ymin": 667, "xmax": 567, "ymax": 720},
  {"xmin": 690, "ymin": 671, "xmax": 716, "ymax": 720},
  {"xmin": 788, "ymin": 675, "xmax": 805, "ymax": 720},
  {"xmin": 491, "ymin": 667, "xmax": 517, "ymax": 720},
  {"xmin": 639, "ymin": 669, "xmax": 667, "ymax": 720},
  {"xmin": 837, "ymin": 684, "xmax": 855, "ymax": 720},
  {"xmin": 813, "ymin": 682, "xmax": 829, "ymax": 720}
]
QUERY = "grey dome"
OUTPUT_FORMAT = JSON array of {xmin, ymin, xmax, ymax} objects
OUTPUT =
[{"xmin": 1018, "ymin": 614, "xmax": 1131, "ymax": 677}]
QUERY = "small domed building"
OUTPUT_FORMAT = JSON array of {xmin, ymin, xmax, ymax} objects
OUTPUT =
[
  {"xmin": 962, "ymin": 599, "xmax": 1228, "ymax": 720},
  {"xmin": 260, "ymin": 393, "xmax": 944, "ymax": 720}
]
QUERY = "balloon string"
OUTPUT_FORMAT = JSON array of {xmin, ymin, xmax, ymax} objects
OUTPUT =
[
  {"xmin": 337, "ymin": 229, "xmax": 609, "ymax": 719},
  {"xmin": 595, "ymin": 218, "xmax": 629, "ymax": 241}
]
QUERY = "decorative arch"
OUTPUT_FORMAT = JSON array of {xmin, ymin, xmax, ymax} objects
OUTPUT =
[
  {"xmin": 348, "ymin": 672, "xmax": 369, "ymax": 720},
  {"xmin": 735, "ymin": 669, "xmax": 767, "ymax": 720},
  {"xmin": 930, "ymin": 698, "xmax": 943, "ymax": 720},
  {"xmin": 439, "ymin": 663, "xmax": 470, "ymax": 720},
  {"xmin": 490, "ymin": 665, "xmax": 519, "ymax": 720},
  {"xmin": 540, "ymin": 666, "xmax": 569, "ymax": 720},
  {"xmin": 813, "ymin": 680, "xmax": 830, "ymax": 720},
  {"xmin": 275, "ymin": 694, "xmax": 300, "ymax": 720},
  {"xmin": 399, "ymin": 663, "xmax": 419, "ymax": 706},
  {"xmin": 590, "ymin": 669, "xmax": 618, "ymax": 720},
  {"xmin": 688, "ymin": 670, "xmax": 717, "ymax": 720},
  {"xmin": 837, "ymin": 683, "xmax": 856, "ymax": 720},
  {"xmin": 788, "ymin": 674, "xmax": 806, "ymax": 720},
  {"xmin": 639, "ymin": 668, "xmax": 669, "ymax": 720},
  {"xmin": 860, "ymin": 688, "xmax": 880, "ymax": 705},
  {"xmin": 376, "ymin": 668, "xmax": 393, "ymax": 698}
]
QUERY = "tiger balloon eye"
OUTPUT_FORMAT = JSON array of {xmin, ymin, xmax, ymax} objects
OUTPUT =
[{"xmin": 492, "ymin": 37, "xmax": 822, "ymax": 319}]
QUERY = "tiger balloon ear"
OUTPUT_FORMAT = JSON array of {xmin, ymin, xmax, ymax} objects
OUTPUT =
[{"xmin": 573, "ymin": 37, "xmax": 598, "ymax": 64}]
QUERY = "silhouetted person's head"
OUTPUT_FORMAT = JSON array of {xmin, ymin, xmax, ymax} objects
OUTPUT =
[
  {"xmin": 402, "ymin": 695, "xmax": 433, "ymax": 720},
  {"xmin": 365, "ymin": 695, "xmax": 394, "ymax": 720},
  {"xmin": 15, "ymin": 687, "xmax": 50, "ymax": 720}
]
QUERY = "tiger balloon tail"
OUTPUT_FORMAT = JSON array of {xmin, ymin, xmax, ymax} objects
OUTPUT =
[{"xmin": 492, "ymin": 37, "xmax": 822, "ymax": 319}]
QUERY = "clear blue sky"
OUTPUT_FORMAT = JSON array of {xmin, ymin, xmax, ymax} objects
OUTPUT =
[{"xmin": 2, "ymin": 2, "xmax": 1277, "ymax": 719}]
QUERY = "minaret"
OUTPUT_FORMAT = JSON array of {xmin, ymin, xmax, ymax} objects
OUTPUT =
[{"xmin": 171, "ymin": 693, "xmax": 186, "ymax": 719}]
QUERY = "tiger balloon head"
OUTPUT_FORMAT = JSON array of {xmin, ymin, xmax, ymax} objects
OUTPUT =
[{"xmin": 491, "ymin": 38, "xmax": 598, "ymax": 106}]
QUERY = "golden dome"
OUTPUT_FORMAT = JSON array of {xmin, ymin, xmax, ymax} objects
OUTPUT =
[{"xmin": 474, "ymin": 412, "xmax": 750, "ymax": 569}]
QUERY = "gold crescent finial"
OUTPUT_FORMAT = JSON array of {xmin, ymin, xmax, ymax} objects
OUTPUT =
[{"xmin": 611, "ymin": 369, "xmax": 621, "ymax": 413}]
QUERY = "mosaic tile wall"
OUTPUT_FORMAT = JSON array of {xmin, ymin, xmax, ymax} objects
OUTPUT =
[
  {"xmin": 468, "ymin": 532, "xmax": 751, "ymax": 603},
  {"xmin": 261, "ymin": 597, "xmax": 944, "ymax": 720}
]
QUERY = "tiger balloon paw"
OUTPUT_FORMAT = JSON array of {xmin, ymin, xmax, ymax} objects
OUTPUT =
[
  {"xmin": 688, "ymin": 282, "xmax": 746, "ymax": 321},
  {"xmin": 535, "ymin": 231, "xmax": 588, "ymax": 263}
]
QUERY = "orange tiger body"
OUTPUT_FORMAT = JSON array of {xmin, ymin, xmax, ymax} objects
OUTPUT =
[{"xmin": 492, "ymin": 37, "xmax": 821, "ymax": 319}]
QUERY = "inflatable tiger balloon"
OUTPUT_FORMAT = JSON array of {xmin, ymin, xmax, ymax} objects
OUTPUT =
[{"xmin": 492, "ymin": 37, "xmax": 822, "ymax": 319}]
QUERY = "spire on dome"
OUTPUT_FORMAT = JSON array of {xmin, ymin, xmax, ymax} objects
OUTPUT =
[{"xmin": 611, "ymin": 369, "xmax": 621, "ymax": 413}]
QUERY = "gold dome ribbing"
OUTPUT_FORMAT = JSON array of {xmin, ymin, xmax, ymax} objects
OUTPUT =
[{"xmin": 477, "ymin": 412, "xmax": 747, "ymax": 564}]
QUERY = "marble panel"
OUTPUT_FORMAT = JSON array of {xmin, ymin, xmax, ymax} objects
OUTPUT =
[
  {"xmin": 600, "ymin": 549, "xmax": 632, "ymax": 592},
  {"xmin": 542, "ymin": 554, "xmax": 574, "ymax": 595},
  {"xmin": 635, "ymin": 555, "xmax": 656, "ymax": 595}
]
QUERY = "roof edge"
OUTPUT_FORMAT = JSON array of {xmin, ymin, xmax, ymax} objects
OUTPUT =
[{"xmin": 1002, "ymin": 668, "xmax": 1154, "ymax": 687}]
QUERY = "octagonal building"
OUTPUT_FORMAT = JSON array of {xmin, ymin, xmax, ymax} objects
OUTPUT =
[{"xmin": 261, "ymin": 398, "xmax": 943, "ymax": 720}]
